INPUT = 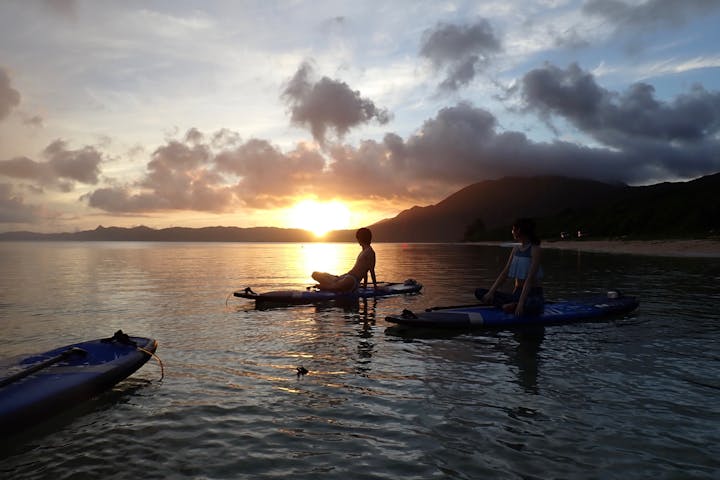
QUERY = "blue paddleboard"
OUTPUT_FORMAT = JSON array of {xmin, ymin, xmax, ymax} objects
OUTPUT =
[
  {"xmin": 0, "ymin": 331, "xmax": 157, "ymax": 435},
  {"xmin": 234, "ymin": 279, "xmax": 422, "ymax": 305},
  {"xmin": 385, "ymin": 292, "xmax": 639, "ymax": 329}
]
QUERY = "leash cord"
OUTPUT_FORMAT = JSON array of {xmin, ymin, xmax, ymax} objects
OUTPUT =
[{"xmin": 137, "ymin": 347, "xmax": 165, "ymax": 381}]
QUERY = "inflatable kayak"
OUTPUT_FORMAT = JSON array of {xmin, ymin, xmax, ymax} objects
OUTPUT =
[
  {"xmin": 234, "ymin": 279, "xmax": 422, "ymax": 305},
  {"xmin": 0, "ymin": 330, "xmax": 157, "ymax": 435},
  {"xmin": 385, "ymin": 292, "xmax": 639, "ymax": 329}
]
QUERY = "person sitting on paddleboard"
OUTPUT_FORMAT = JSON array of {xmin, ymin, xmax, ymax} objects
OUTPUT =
[
  {"xmin": 312, "ymin": 227, "xmax": 377, "ymax": 292},
  {"xmin": 476, "ymin": 218, "xmax": 544, "ymax": 316}
]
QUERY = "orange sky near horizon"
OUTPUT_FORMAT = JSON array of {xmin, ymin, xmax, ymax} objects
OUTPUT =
[
  {"xmin": 43, "ymin": 196, "xmax": 400, "ymax": 237},
  {"xmin": 2, "ymin": 3, "xmax": 719, "ymax": 235}
]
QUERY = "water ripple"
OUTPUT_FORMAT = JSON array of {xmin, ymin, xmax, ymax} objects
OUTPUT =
[{"xmin": 2, "ymin": 243, "xmax": 719, "ymax": 479}]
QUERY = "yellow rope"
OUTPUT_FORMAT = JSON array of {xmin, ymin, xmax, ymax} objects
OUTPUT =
[{"xmin": 137, "ymin": 347, "xmax": 165, "ymax": 381}]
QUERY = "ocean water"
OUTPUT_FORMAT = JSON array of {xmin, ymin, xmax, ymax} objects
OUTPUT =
[{"xmin": 0, "ymin": 241, "xmax": 718, "ymax": 479}]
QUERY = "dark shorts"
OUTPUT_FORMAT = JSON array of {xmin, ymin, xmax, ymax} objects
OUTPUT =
[{"xmin": 474, "ymin": 287, "xmax": 544, "ymax": 315}]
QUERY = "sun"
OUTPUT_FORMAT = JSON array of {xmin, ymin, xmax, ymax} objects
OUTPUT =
[{"xmin": 287, "ymin": 199, "xmax": 352, "ymax": 237}]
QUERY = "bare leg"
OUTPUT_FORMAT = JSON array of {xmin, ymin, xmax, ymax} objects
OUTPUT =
[
  {"xmin": 312, "ymin": 272, "xmax": 355, "ymax": 292},
  {"xmin": 312, "ymin": 271, "xmax": 339, "ymax": 289},
  {"xmin": 331, "ymin": 275, "xmax": 356, "ymax": 292}
]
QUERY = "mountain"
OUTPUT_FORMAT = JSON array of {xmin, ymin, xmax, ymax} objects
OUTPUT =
[
  {"xmin": 333, "ymin": 173, "xmax": 718, "ymax": 242},
  {"xmin": 2, "ymin": 173, "xmax": 718, "ymax": 242},
  {"xmin": 529, "ymin": 172, "xmax": 720, "ymax": 239},
  {"xmin": 0, "ymin": 225, "xmax": 317, "ymax": 242},
  {"xmin": 360, "ymin": 176, "xmax": 630, "ymax": 242}
]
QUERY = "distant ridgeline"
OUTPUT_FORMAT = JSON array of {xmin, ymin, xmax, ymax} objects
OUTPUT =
[
  {"xmin": 0, "ymin": 226, "xmax": 319, "ymax": 242},
  {"xmin": 2, "ymin": 173, "xmax": 719, "ymax": 242},
  {"xmin": 462, "ymin": 173, "xmax": 720, "ymax": 241}
]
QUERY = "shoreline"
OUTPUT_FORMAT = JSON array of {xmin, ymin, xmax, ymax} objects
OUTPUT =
[{"xmin": 536, "ymin": 239, "xmax": 720, "ymax": 257}]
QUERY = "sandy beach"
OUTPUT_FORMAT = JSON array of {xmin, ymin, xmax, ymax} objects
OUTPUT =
[{"xmin": 542, "ymin": 239, "xmax": 720, "ymax": 257}]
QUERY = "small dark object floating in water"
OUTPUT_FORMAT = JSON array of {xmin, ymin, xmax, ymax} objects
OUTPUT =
[{"xmin": 296, "ymin": 366, "xmax": 309, "ymax": 377}]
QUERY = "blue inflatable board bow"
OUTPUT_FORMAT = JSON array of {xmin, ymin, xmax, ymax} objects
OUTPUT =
[{"xmin": 0, "ymin": 331, "xmax": 157, "ymax": 435}]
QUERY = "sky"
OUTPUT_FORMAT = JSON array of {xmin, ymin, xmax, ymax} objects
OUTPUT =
[{"xmin": 1, "ymin": 0, "xmax": 719, "ymax": 235}]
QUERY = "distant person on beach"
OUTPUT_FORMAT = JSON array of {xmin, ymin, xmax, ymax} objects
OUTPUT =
[
  {"xmin": 475, "ymin": 218, "xmax": 544, "ymax": 316},
  {"xmin": 312, "ymin": 227, "xmax": 377, "ymax": 292}
]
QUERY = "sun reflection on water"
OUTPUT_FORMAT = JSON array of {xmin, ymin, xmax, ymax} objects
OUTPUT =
[{"xmin": 297, "ymin": 243, "xmax": 353, "ymax": 281}]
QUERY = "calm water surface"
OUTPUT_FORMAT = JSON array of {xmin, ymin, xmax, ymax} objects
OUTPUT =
[{"xmin": 1, "ymin": 242, "xmax": 719, "ymax": 479}]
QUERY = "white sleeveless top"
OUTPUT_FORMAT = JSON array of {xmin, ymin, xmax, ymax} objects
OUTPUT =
[{"xmin": 508, "ymin": 244, "xmax": 543, "ymax": 280}]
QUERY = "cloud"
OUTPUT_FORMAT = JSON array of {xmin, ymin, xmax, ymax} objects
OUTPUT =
[
  {"xmin": 85, "ymin": 73, "xmax": 720, "ymax": 218},
  {"xmin": 215, "ymin": 139, "xmax": 326, "ymax": 207},
  {"xmin": 82, "ymin": 62, "xmax": 720, "ymax": 216},
  {"xmin": 85, "ymin": 127, "xmax": 413, "ymax": 215},
  {"xmin": 0, "ymin": 67, "xmax": 21, "ymax": 122},
  {"xmin": 320, "ymin": 137, "xmax": 422, "ymax": 199},
  {"xmin": 519, "ymin": 62, "xmax": 720, "ymax": 179},
  {"xmin": 0, "ymin": 140, "xmax": 104, "ymax": 192},
  {"xmin": 41, "ymin": 0, "xmax": 77, "ymax": 20},
  {"xmin": 521, "ymin": 62, "xmax": 720, "ymax": 143},
  {"xmin": 382, "ymin": 102, "xmax": 627, "ymax": 184},
  {"xmin": 281, "ymin": 61, "xmax": 391, "ymax": 145},
  {"xmin": 332, "ymin": 94, "xmax": 718, "ymax": 188},
  {"xmin": 86, "ymin": 132, "xmax": 326, "ymax": 213},
  {"xmin": 87, "ymin": 136, "xmax": 233, "ymax": 213},
  {"xmin": 23, "ymin": 115, "xmax": 44, "ymax": 128},
  {"xmin": 0, "ymin": 183, "xmax": 42, "ymax": 223},
  {"xmin": 582, "ymin": 0, "xmax": 720, "ymax": 31},
  {"xmin": 420, "ymin": 19, "xmax": 501, "ymax": 92},
  {"xmin": 43, "ymin": 140, "xmax": 103, "ymax": 184},
  {"xmin": 551, "ymin": 27, "xmax": 591, "ymax": 50},
  {"xmin": 318, "ymin": 102, "xmax": 646, "ymax": 193}
]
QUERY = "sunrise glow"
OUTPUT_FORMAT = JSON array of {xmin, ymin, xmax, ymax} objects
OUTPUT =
[{"xmin": 286, "ymin": 199, "xmax": 352, "ymax": 237}]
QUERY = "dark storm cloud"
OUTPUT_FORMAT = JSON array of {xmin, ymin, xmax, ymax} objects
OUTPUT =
[
  {"xmin": 0, "ymin": 183, "xmax": 42, "ymax": 223},
  {"xmin": 520, "ymin": 62, "xmax": 720, "ymax": 160},
  {"xmin": 507, "ymin": 62, "xmax": 720, "ymax": 180},
  {"xmin": 0, "ymin": 140, "xmax": 103, "ymax": 192},
  {"xmin": 316, "ymin": 102, "xmax": 643, "ymax": 194},
  {"xmin": 388, "ymin": 102, "xmax": 638, "ymax": 184},
  {"xmin": 420, "ymin": 20, "xmax": 501, "ymax": 92},
  {"xmin": 328, "ymin": 93, "xmax": 717, "ymax": 188},
  {"xmin": 0, "ymin": 67, "xmax": 21, "ymax": 122},
  {"xmin": 583, "ymin": 0, "xmax": 720, "ymax": 30},
  {"xmin": 281, "ymin": 62, "xmax": 391, "ymax": 145}
]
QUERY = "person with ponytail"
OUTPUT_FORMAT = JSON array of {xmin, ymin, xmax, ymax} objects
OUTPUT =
[
  {"xmin": 312, "ymin": 227, "xmax": 377, "ymax": 293},
  {"xmin": 475, "ymin": 218, "xmax": 544, "ymax": 316}
]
